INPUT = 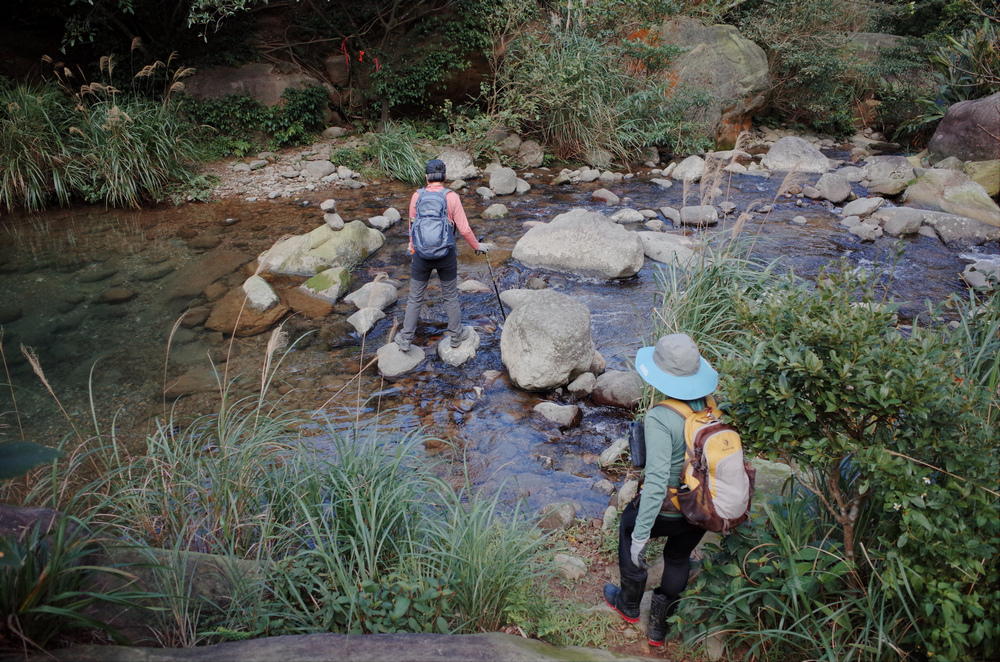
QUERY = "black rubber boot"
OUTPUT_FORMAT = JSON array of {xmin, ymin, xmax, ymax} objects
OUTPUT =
[
  {"xmin": 647, "ymin": 591, "xmax": 671, "ymax": 647},
  {"xmin": 602, "ymin": 576, "xmax": 644, "ymax": 624}
]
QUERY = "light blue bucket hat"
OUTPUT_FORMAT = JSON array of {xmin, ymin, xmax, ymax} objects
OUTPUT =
[{"xmin": 635, "ymin": 333, "xmax": 718, "ymax": 400}]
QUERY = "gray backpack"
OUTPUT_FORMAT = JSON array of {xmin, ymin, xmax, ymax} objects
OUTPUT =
[{"xmin": 411, "ymin": 188, "xmax": 455, "ymax": 259}]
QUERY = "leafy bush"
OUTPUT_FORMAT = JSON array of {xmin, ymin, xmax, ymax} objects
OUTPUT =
[
  {"xmin": 684, "ymin": 497, "xmax": 926, "ymax": 662},
  {"xmin": 899, "ymin": 18, "xmax": 1000, "ymax": 137},
  {"xmin": 688, "ymin": 261, "xmax": 1000, "ymax": 661},
  {"xmin": 735, "ymin": 0, "xmax": 879, "ymax": 134},
  {"xmin": 182, "ymin": 86, "xmax": 330, "ymax": 155}
]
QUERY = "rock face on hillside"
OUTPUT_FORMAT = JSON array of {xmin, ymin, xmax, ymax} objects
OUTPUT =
[
  {"xmin": 929, "ymin": 93, "xmax": 1000, "ymax": 163},
  {"xmin": 183, "ymin": 63, "xmax": 325, "ymax": 106},
  {"xmin": 657, "ymin": 17, "xmax": 770, "ymax": 149}
]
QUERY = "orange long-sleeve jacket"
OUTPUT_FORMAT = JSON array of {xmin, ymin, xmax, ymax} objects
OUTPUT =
[{"xmin": 407, "ymin": 183, "xmax": 481, "ymax": 254}]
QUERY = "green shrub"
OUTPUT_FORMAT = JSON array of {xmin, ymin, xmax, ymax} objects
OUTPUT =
[
  {"xmin": 899, "ymin": 18, "xmax": 1000, "ymax": 137},
  {"xmin": 706, "ymin": 260, "xmax": 1000, "ymax": 661},
  {"xmin": 735, "ymin": 0, "xmax": 878, "ymax": 134},
  {"xmin": 183, "ymin": 86, "xmax": 330, "ymax": 155},
  {"xmin": 684, "ymin": 497, "xmax": 927, "ymax": 662},
  {"xmin": 0, "ymin": 516, "xmax": 135, "ymax": 648},
  {"xmin": 366, "ymin": 122, "xmax": 432, "ymax": 186}
]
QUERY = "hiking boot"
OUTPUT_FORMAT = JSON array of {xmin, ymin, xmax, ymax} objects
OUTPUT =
[
  {"xmin": 602, "ymin": 576, "xmax": 643, "ymax": 624},
  {"xmin": 394, "ymin": 332, "xmax": 411, "ymax": 352},
  {"xmin": 449, "ymin": 326, "xmax": 470, "ymax": 348},
  {"xmin": 647, "ymin": 591, "xmax": 671, "ymax": 647}
]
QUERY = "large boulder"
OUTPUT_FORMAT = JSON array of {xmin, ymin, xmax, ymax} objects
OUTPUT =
[
  {"xmin": 863, "ymin": 155, "xmax": 914, "ymax": 183},
  {"xmin": 868, "ymin": 207, "xmax": 999, "ymax": 245},
  {"xmin": 490, "ymin": 167, "xmax": 518, "ymax": 195},
  {"xmin": 903, "ymin": 169, "xmax": 1000, "ymax": 227},
  {"xmin": 928, "ymin": 92, "xmax": 1000, "ymax": 163},
  {"xmin": 499, "ymin": 289, "xmax": 595, "ymax": 391},
  {"xmin": 760, "ymin": 136, "xmax": 830, "ymax": 173},
  {"xmin": 657, "ymin": 17, "xmax": 770, "ymax": 148},
  {"xmin": 436, "ymin": 148, "xmax": 478, "ymax": 181},
  {"xmin": 511, "ymin": 209, "xmax": 644, "ymax": 279},
  {"xmin": 257, "ymin": 222, "xmax": 385, "ymax": 276},
  {"xmin": 182, "ymin": 63, "xmax": 325, "ymax": 106},
  {"xmin": 300, "ymin": 267, "xmax": 352, "ymax": 303}
]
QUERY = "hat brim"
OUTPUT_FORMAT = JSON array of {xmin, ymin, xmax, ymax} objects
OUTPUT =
[{"xmin": 635, "ymin": 346, "xmax": 718, "ymax": 400}]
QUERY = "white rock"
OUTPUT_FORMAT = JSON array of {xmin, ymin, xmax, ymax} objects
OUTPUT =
[
  {"xmin": 347, "ymin": 307, "xmax": 385, "ymax": 335},
  {"xmin": 437, "ymin": 326, "xmax": 481, "ymax": 367},
  {"xmin": 841, "ymin": 197, "xmax": 885, "ymax": 218},
  {"xmin": 672, "ymin": 155, "xmax": 705, "ymax": 182},
  {"xmin": 567, "ymin": 372, "xmax": 597, "ymax": 397},
  {"xmin": 377, "ymin": 342, "xmax": 424, "ymax": 377},
  {"xmin": 482, "ymin": 204, "xmax": 509, "ymax": 219},
  {"xmin": 617, "ymin": 479, "xmax": 639, "ymax": 508},
  {"xmin": 324, "ymin": 213, "xmax": 345, "ymax": 230},
  {"xmin": 599, "ymin": 437, "xmax": 629, "ymax": 467},
  {"xmin": 650, "ymin": 178, "xmax": 673, "ymax": 189},
  {"xmin": 610, "ymin": 208, "xmax": 646, "ymax": 224},
  {"xmin": 458, "ymin": 279, "xmax": 492, "ymax": 294},
  {"xmin": 383, "ymin": 207, "xmax": 401, "ymax": 223},
  {"xmin": 553, "ymin": 554, "xmax": 588, "ymax": 581},
  {"xmin": 534, "ymin": 402, "xmax": 582, "ymax": 428},
  {"xmin": 344, "ymin": 281, "xmax": 398, "ymax": 311},
  {"xmin": 680, "ymin": 205, "xmax": 720, "ymax": 226},
  {"xmin": 242, "ymin": 275, "xmax": 279, "ymax": 311}
]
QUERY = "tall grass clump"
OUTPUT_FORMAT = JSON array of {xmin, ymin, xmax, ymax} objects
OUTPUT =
[
  {"xmin": 366, "ymin": 121, "xmax": 432, "ymax": 186},
  {"xmin": 0, "ymin": 55, "xmax": 202, "ymax": 212},
  {"xmin": 8, "ymin": 338, "xmax": 549, "ymax": 645},
  {"xmin": 499, "ymin": 26, "xmax": 710, "ymax": 162},
  {"xmin": 0, "ymin": 82, "xmax": 76, "ymax": 212}
]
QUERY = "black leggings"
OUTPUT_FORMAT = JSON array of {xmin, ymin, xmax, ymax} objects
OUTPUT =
[{"xmin": 618, "ymin": 496, "xmax": 705, "ymax": 613}]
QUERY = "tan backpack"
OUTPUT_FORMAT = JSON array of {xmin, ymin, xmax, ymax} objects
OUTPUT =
[{"xmin": 656, "ymin": 396, "xmax": 756, "ymax": 533}]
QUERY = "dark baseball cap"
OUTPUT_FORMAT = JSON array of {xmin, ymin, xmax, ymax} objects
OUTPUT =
[{"xmin": 425, "ymin": 159, "xmax": 447, "ymax": 175}]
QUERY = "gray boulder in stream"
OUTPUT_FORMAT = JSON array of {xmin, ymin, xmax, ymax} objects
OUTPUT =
[
  {"xmin": 256, "ymin": 221, "xmax": 385, "ymax": 276},
  {"xmin": 499, "ymin": 289, "xmax": 595, "ymax": 391},
  {"xmin": 761, "ymin": 136, "xmax": 830, "ymax": 173},
  {"xmin": 512, "ymin": 208, "xmax": 644, "ymax": 279},
  {"xmin": 903, "ymin": 169, "xmax": 1000, "ymax": 227}
]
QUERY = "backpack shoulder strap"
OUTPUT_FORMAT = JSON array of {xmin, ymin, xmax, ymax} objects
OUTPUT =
[{"xmin": 656, "ymin": 398, "xmax": 694, "ymax": 418}]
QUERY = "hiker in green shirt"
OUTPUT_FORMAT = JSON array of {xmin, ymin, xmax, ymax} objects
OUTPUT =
[{"xmin": 603, "ymin": 334, "xmax": 717, "ymax": 647}]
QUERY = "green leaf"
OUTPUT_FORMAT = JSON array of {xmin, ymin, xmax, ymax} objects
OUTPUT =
[
  {"xmin": 391, "ymin": 597, "xmax": 410, "ymax": 620},
  {"xmin": 897, "ymin": 533, "xmax": 909, "ymax": 548}
]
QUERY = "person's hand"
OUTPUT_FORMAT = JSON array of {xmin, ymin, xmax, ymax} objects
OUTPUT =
[
  {"xmin": 476, "ymin": 242, "xmax": 497, "ymax": 255},
  {"xmin": 629, "ymin": 535, "xmax": 649, "ymax": 569}
]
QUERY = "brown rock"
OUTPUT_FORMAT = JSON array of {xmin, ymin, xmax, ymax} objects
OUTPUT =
[
  {"xmin": 283, "ymin": 287, "xmax": 334, "ymax": 319},
  {"xmin": 187, "ymin": 236, "xmax": 223, "ymax": 251},
  {"xmin": 176, "ymin": 228, "xmax": 199, "ymax": 239},
  {"xmin": 204, "ymin": 282, "xmax": 229, "ymax": 302},
  {"xmin": 163, "ymin": 251, "xmax": 254, "ymax": 301},
  {"xmin": 929, "ymin": 92, "xmax": 1000, "ymax": 163},
  {"xmin": 205, "ymin": 287, "xmax": 289, "ymax": 337},
  {"xmin": 163, "ymin": 366, "xmax": 219, "ymax": 400},
  {"xmin": 180, "ymin": 306, "xmax": 211, "ymax": 328},
  {"xmin": 98, "ymin": 288, "xmax": 137, "ymax": 304}
]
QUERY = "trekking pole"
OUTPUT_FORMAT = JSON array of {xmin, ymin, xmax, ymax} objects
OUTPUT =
[{"xmin": 483, "ymin": 251, "xmax": 507, "ymax": 322}]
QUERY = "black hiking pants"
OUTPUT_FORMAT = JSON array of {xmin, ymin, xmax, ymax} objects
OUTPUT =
[{"xmin": 618, "ymin": 495, "xmax": 705, "ymax": 617}]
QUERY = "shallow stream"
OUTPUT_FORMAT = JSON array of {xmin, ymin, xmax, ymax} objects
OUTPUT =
[{"xmin": 1, "ymin": 156, "xmax": 996, "ymax": 517}]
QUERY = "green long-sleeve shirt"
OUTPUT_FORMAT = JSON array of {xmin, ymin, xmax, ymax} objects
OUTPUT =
[{"xmin": 632, "ymin": 397, "xmax": 706, "ymax": 541}]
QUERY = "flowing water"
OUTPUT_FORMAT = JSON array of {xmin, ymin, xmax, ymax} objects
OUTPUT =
[{"xmin": 1, "ymin": 158, "xmax": 996, "ymax": 517}]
